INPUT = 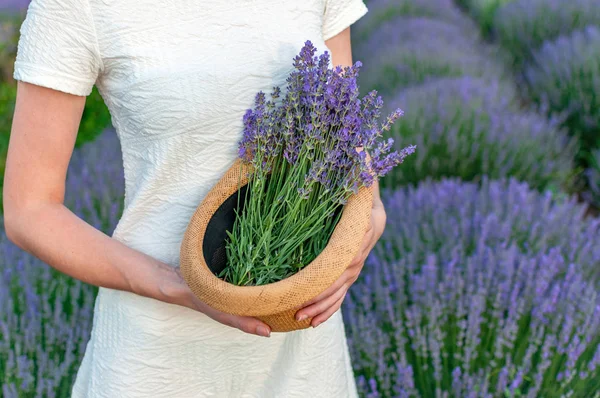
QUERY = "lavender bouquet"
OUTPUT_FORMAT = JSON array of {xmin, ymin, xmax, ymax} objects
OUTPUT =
[{"xmin": 219, "ymin": 41, "xmax": 415, "ymax": 286}]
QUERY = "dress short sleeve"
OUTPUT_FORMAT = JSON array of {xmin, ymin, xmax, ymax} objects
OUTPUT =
[
  {"xmin": 322, "ymin": 0, "xmax": 368, "ymax": 41},
  {"xmin": 12, "ymin": 0, "xmax": 103, "ymax": 97}
]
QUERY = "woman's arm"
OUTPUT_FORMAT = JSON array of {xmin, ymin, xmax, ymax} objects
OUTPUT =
[
  {"xmin": 4, "ymin": 82, "xmax": 175, "ymax": 298},
  {"xmin": 3, "ymin": 81, "xmax": 272, "ymax": 337},
  {"xmin": 326, "ymin": 26, "xmax": 354, "ymax": 69}
]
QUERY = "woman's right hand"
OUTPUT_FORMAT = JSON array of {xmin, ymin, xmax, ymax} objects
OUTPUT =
[{"xmin": 155, "ymin": 261, "xmax": 272, "ymax": 338}]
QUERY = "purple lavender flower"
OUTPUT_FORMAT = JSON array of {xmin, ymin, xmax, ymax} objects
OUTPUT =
[
  {"xmin": 237, "ymin": 40, "xmax": 413, "ymax": 192},
  {"xmin": 343, "ymin": 178, "xmax": 600, "ymax": 397}
]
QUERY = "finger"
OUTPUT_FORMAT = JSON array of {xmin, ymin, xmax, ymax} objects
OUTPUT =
[
  {"xmin": 227, "ymin": 314, "xmax": 272, "ymax": 338},
  {"xmin": 298, "ymin": 269, "xmax": 351, "ymax": 309},
  {"xmin": 295, "ymin": 282, "xmax": 348, "ymax": 321},
  {"xmin": 297, "ymin": 218, "xmax": 374, "ymax": 311},
  {"xmin": 311, "ymin": 292, "xmax": 346, "ymax": 327},
  {"xmin": 201, "ymin": 303, "xmax": 271, "ymax": 337},
  {"xmin": 356, "ymin": 226, "xmax": 374, "ymax": 258},
  {"xmin": 344, "ymin": 227, "xmax": 374, "ymax": 273}
]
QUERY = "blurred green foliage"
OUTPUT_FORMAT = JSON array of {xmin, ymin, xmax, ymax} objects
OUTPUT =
[
  {"xmin": 583, "ymin": 149, "xmax": 600, "ymax": 208},
  {"xmin": 456, "ymin": 0, "xmax": 515, "ymax": 36}
]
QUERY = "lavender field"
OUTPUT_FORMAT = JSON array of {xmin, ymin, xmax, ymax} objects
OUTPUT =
[{"xmin": 2, "ymin": 0, "xmax": 600, "ymax": 397}]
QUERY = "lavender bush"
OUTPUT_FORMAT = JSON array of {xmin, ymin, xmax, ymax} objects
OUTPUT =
[
  {"xmin": 355, "ymin": 17, "xmax": 481, "ymax": 60},
  {"xmin": 223, "ymin": 41, "xmax": 415, "ymax": 286},
  {"xmin": 524, "ymin": 25, "xmax": 600, "ymax": 158},
  {"xmin": 583, "ymin": 149, "xmax": 600, "ymax": 209},
  {"xmin": 354, "ymin": 17, "xmax": 507, "ymax": 95},
  {"xmin": 343, "ymin": 178, "xmax": 600, "ymax": 397},
  {"xmin": 351, "ymin": 0, "xmax": 477, "ymax": 44},
  {"xmin": 374, "ymin": 178, "xmax": 600, "ymax": 281},
  {"xmin": 493, "ymin": 0, "xmax": 600, "ymax": 64},
  {"xmin": 1, "ymin": 130, "xmax": 124, "ymax": 397},
  {"xmin": 382, "ymin": 77, "xmax": 576, "ymax": 191}
]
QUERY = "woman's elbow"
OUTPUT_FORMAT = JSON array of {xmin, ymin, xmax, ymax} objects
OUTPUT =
[
  {"xmin": 2, "ymin": 184, "xmax": 43, "ymax": 249},
  {"xmin": 3, "ymin": 193, "xmax": 28, "ymax": 248}
]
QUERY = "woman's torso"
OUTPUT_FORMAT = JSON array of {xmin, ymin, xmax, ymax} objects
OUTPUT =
[{"xmin": 90, "ymin": 0, "xmax": 333, "ymax": 265}]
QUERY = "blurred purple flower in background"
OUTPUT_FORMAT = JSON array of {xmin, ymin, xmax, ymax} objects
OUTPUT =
[
  {"xmin": 352, "ymin": 0, "xmax": 478, "ymax": 43},
  {"xmin": 343, "ymin": 178, "xmax": 600, "ymax": 397},
  {"xmin": 0, "ymin": 0, "xmax": 29, "ymax": 12},
  {"xmin": 524, "ymin": 26, "xmax": 600, "ymax": 155},
  {"xmin": 354, "ymin": 17, "xmax": 508, "ymax": 95},
  {"xmin": 381, "ymin": 76, "xmax": 576, "ymax": 191},
  {"xmin": 493, "ymin": 0, "xmax": 600, "ymax": 64}
]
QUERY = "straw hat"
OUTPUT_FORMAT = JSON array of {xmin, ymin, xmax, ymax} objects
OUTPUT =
[{"xmin": 179, "ymin": 158, "xmax": 374, "ymax": 332}]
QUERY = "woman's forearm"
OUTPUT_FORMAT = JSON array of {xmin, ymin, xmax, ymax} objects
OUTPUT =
[{"xmin": 5, "ymin": 201, "xmax": 182, "ymax": 304}]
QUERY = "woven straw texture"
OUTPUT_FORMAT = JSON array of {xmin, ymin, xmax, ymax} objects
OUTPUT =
[{"xmin": 180, "ymin": 158, "xmax": 374, "ymax": 332}]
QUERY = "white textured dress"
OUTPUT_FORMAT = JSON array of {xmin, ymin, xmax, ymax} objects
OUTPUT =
[{"xmin": 13, "ymin": 0, "xmax": 368, "ymax": 396}]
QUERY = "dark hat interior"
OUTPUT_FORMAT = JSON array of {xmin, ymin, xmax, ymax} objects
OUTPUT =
[{"xmin": 203, "ymin": 184, "xmax": 250, "ymax": 276}]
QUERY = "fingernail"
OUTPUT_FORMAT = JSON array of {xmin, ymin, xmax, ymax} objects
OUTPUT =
[
  {"xmin": 257, "ymin": 326, "xmax": 271, "ymax": 337},
  {"xmin": 312, "ymin": 320, "xmax": 321, "ymax": 328},
  {"xmin": 296, "ymin": 314, "xmax": 308, "ymax": 321}
]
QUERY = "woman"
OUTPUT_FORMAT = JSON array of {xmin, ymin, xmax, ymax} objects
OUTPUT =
[{"xmin": 4, "ymin": 0, "xmax": 387, "ymax": 396}]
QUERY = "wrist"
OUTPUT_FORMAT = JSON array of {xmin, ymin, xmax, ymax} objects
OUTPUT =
[
  {"xmin": 130, "ymin": 257, "xmax": 193, "ymax": 309},
  {"xmin": 156, "ymin": 263, "xmax": 194, "ymax": 309}
]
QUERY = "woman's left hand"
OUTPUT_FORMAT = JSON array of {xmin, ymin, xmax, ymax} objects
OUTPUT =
[{"xmin": 294, "ymin": 191, "xmax": 387, "ymax": 327}]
